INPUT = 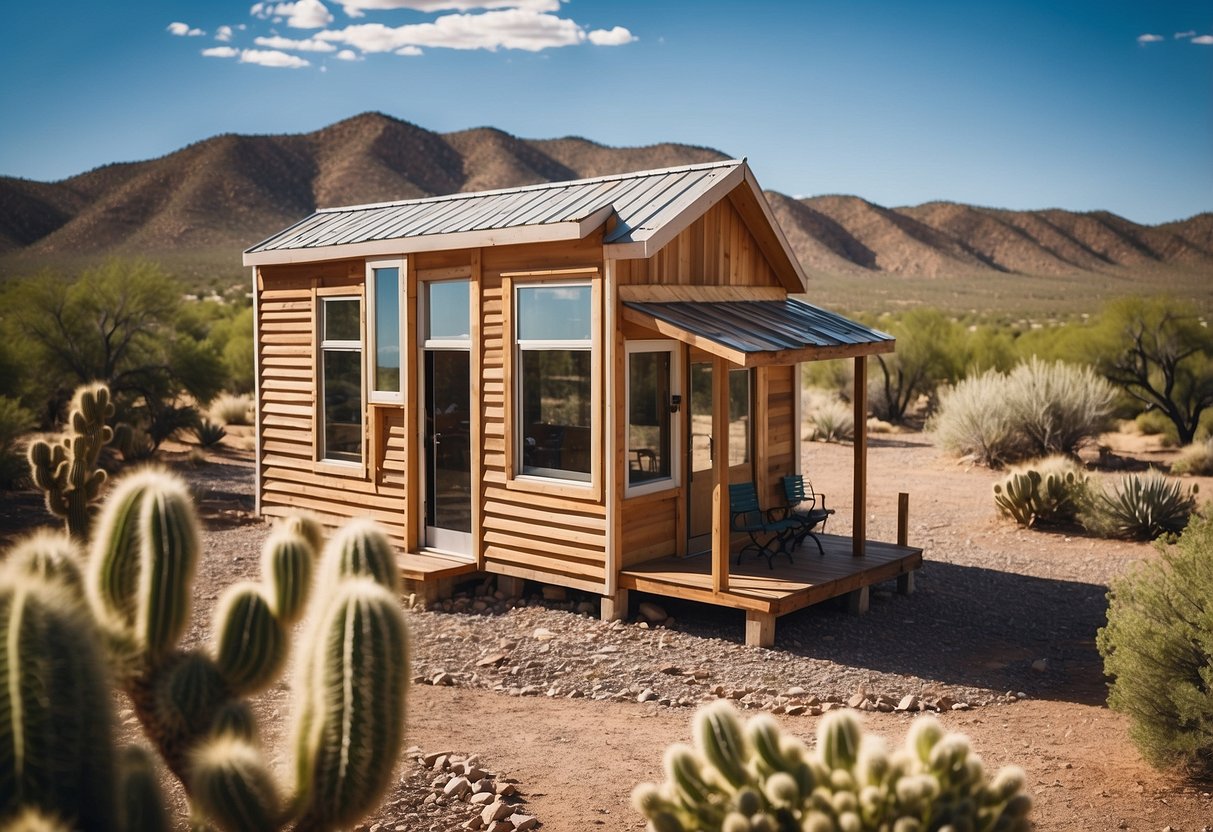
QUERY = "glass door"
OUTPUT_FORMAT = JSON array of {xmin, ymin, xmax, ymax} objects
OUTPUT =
[{"xmin": 686, "ymin": 362, "xmax": 752, "ymax": 555}]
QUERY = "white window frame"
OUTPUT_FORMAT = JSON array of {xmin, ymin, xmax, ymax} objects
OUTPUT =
[
  {"xmin": 514, "ymin": 280, "xmax": 593, "ymax": 486},
  {"xmin": 318, "ymin": 294, "xmax": 364, "ymax": 467},
  {"xmin": 625, "ymin": 339, "xmax": 681, "ymax": 497},
  {"xmin": 366, "ymin": 258, "xmax": 406, "ymax": 405}
]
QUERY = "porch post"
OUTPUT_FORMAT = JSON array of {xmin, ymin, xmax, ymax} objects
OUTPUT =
[
  {"xmin": 711, "ymin": 356, "xmax": 731, "ymax": 593},
  {"xmin": 852, "ymin": 355, "xmax": 867, "ymax": 557}
]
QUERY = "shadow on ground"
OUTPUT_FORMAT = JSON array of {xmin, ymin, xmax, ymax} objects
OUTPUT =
[{"xmin": 639, "ymin": 559, "xmax": 1111, "ymax": 707}]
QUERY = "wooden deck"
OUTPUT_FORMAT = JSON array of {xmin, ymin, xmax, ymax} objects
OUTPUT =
[
  {"xmin": 398, "ymin": 551, "xmax": 478, "ymax": 601},
  {"xmin": 618, "ymin": 533, "xmax": 922, "ymax": 645}
]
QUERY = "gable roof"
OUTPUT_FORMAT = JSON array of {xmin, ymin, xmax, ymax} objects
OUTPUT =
[{"xmin": 242, "ymin": 160, "xmax": 807, "ymax": 290}]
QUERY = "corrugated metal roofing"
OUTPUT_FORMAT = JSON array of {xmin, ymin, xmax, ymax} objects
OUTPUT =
[
  {"xmin": 622, "ymin": 299, "xmax": 893, "ymax": 362},
  {"xmin": 246, "ymin": 159, "xmax": 744, "ymax": 254}
]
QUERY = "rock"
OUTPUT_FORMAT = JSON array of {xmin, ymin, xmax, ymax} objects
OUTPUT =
[
  {"xmin": 486, "ymin": 822, "xmax": 513, "ymax": 832},
  {"xmin": 511, "ymin": 814, "xmax": 539, "ymax": 831},
  {"xmin": 470, "ymin": 792, "xmax": 496, "ymax": 806},
  {"xmin": 532, "ymin": 627, "xmax": 557, "ymax": 641},
  {"xmin": 896, "ymin": 694, "xmax": 919, "ymax": 712},
  {"xmin": 935, "ymin": 695, "xmax": 956, "ymax": 711},
  {"xmin": 482, "ymin": 801, "xmax": 514, "ymax": 824},
  {"xmin": 462, "ymin": 818, "xmax": 485, "ymax": 831},
  {"xmin": 951, "ymin": 702, "xmax": 971, "ymax": 711},
  {"xmin": 785, "ymin": 704, "xmax": 807, "ymax": 716},
  {"xmin": 476, "ymin": 652, "xmax": 509, "ymax": 668},
  {"xmin": 785, "ymin": 686, "xmax": 807, "ymax": 697},
  {"xmin": 1032, "ymin": 658, "xmax": 1050, "ymax": 673},
  {"xmin": 422, "ymin": 751, "xmax": 448, "ymax": 768},
  {"xmin": 496, "ymin": 782, "xmax": 518, "ymax": 797},
  {"xmin": 638, "ymin": 688, "xmax": 659, "ymax": 703},
  {"xmin": 638, "ymin": 601, "xmax": 668, "ymax": 623},
  {"xmin": 432, "ymin": 672, "xmax": 456, "ymax": 686},
  {"xmin": 659, "ymin": 665, "xmax": 683, "ymax": 675},
  {"xmin": 443, "ymin": 777, "xmax": 471, "ymax": 799},
  {"xmin": 846, "ymin": 693, "xmax": 868, "ymax": 709}
]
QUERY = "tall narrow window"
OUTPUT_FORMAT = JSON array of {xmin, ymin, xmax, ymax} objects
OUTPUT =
[
  {"xmin": 320, "ymin": 296, "xmax": 362, "ymax": 464},
  {"xmin": 627, "ymin": 342, "xmax": 679, "ymax": 493},
  {"xmin": 515, "ymin": 283, "xmax": 592, "ymax": 482},
  {"xmin": 367, "ymin": 261, "xmax": 403, "ymax": 403},
  {"xmin": 728, "ymin": 368, "xmax": 751, "ymax": 465}
]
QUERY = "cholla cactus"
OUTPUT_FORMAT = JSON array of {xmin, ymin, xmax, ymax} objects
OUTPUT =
[
  {"xmin": 633, "ymin": 702, "xmax": 1032, "ymax": 832},
  {"xmin": 0, "ymin": 470, "xmax": 411, "ymax": 832},
  {"xmin": 27, "ymin": 382, "xmax": 115, "ymax": 540}
]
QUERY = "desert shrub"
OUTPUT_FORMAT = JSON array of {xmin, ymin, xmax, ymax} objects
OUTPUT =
[
  {"xmin": 802, "ymin": 359, "xmax": 852, "ymax": 401},
  {"xmin": 1097, "ymin": 513, "xmax": 1213, "ymax": 775},
  {"xmin": 192, "ymin": 418, "xmax": 227, "ymax": 448},
  {"xmin": 0, "ymin": 395, "xmax": 35, "ymax": 491},
  {"xmin": 632, "ymin": 701, "xmax": 1031, "ymax": 832},
  {"xmin": 1172, "ymin": 439, "xmax": 1213, "ymax": 476},
  {"xmin": 0, "ymin": 471, "xmax": 410, "ymax": 829},
  {"xmin": 932, "ymin": 359, "xmax": 1114, "ymax": 467},
  {"xmin": 1081, "ymin": 470, "xmax": 1198, "ymax": 540},
  {"xmin": 804, "ymin": 390, "xmax": 854, "ymax": 443},
  {"xmin": 993, "ymin": 455, "xmax": 1090, "ymax": 528},
  {"xmin": 211, "ymin": 392, "xmax": 254, "ymax": 426},
  {"xmin": 1134, "ymin": 408, "xmax": 1178, "ymax": 445},
  {"xmin": 869, "ymin": 309, "xmax": 966, "ymax": 423}
]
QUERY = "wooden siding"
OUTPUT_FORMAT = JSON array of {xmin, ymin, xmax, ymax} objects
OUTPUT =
[
  {"xmin": 477, "ymin": 237, "xmax": 609, "ymax": 592},
  {"xmin": 615, "ymin": 198, "xmax": 781, "ymax": 288},
  {"xmin": 759, "ymin": 364, "xmax": 797, "ymax": 509},
  {"xmin": 620, "ymin": 491, "xmax": 680, "ymax": 567}
]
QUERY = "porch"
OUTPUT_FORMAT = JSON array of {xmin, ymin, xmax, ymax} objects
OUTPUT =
[{"xmin": 616, "ymin": 531, "xmax": 922, "ymax": 647}]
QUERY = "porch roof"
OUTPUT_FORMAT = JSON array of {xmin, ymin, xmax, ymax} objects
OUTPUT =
[{"xmin": 620, "ymin": 298, "xmax": 894, "ymax": 367}]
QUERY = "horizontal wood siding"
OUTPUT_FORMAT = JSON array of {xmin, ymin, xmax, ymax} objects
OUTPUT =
[
  {"xmin": 620, "ymin": 494, "xmax": 679, "ymax": 566},
  {"xmin": 478, "ymin": 238, "xmax": 608, "ymax": 591},
  {"xmin": 762, "ymin": 364, "xmax": 797, "ymax": 508},
  {"xmin": 257, "ymin": 260, "xmax": 409, "ymax": 546},
  {"xmin": 616, "ymin": 198, "xmax": 781, "ymax": 288}
]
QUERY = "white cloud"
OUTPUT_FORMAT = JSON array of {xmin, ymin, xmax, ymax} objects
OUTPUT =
[
  {"xmin": 587, "ymin": 26, "xmax": 635, "ymax": 46},
  {"xmin": 1136, "ymin": 33, "xmax": 1164, "ymax": 44},
  {"xmin": 335, "ymin": 48, "xmax": 362, "ymax": 59},
  {"xmin": 1194, "ymin": 34, "xmax": 1213, "ymax": 45},
  {"xmin": 168, "ymin": 21, "xmax": 206, "ymax": 37},
  {"xmin": 202, "ymin": 46, "xmax": 239, "ymax": 58},
  {"xmin": 395, "ymin": 45, "xmax": 423, "ymax": 55},
  {"xmin": 1175, "ymin": 30, "xmax": 1196, "ymax": 39},
  {"xmin": 251, "ymin": 0, "xmax": 334, "ymax": 28},
  {"xmin": 317, "ymin": 8, "xmax": 604, "ymax": 52},
  {"xmin": 339, "ymin": 0, "xmax": 559, "ymax": 18},
  {"xmin": 216, "ymin": 25, "xmax": 234, "ymax": 41},
  {"xmin": 255, "ymin": 34, "xmax": 337, "ymax": 51},
  {"xmin": 240, "ymin": 48, "xmax": 312, "ymax": 67}
]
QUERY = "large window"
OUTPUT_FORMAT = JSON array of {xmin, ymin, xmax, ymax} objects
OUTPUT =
[
  {"xmin": 367, "ymin": 260, "xmax": 403, "ymax": 403},
  {"xmin": 515, "ymin": 283, "xmax": 592, "ymax": 482},
  {"xmin": 627, "ymin": 342, "xmax": 678, "ymax": 493},
  {"xmin": 320, "ymin": 296, "xmax": 363, "ymax": 464}
]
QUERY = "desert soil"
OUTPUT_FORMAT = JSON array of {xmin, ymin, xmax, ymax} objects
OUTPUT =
[{"xmin": 3, "ymin": 426, "xmax": 1212, "ymax": 831}]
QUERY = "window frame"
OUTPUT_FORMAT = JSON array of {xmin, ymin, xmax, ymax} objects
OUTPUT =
[
  {"xmin": 511, "ymin": 279, "xmax": 595, "ymax": 488},
  {"xmin": 366, "ymin": 258, "xmax": 406, "ymax": 405},
  {"xmin": 316, "ymin": 290, "xmax": 365, "ymax": 470},
  {"xmin": 624, "ymin": 339, "xmax": 681, "ymax": 498}
]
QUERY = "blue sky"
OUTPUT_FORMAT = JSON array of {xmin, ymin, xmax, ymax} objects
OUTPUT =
[{"xmin": 0, "ymin": 1, "xmax": 1209, "ymax": 224}]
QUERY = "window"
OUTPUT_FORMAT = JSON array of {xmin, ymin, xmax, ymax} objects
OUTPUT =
[
  {"xmin": 320, "ymin": 296, "xmax": 363, "ymax": 464},
  {"xmin": 424, "ymin": 279, "xmax": 470, "ymax": 343},
  {"xmin": 627, "ymin": 342, "xmax": 678, "ymax": 493},
  {"xmin": 515, "ymin": 283, "xmax": 592, "ymax": 482},
  {"xmin": 728, "ymin": 368, "xmax": 751, "ymax": 465},
  {"xmin": 367, "ymin": 260, "xmax": 403, "ymax": 403}
]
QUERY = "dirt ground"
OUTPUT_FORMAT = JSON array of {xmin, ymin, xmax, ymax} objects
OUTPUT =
[{"xmin": 3, "ymin": 426, "xmax": 1213, "ymax": 830}]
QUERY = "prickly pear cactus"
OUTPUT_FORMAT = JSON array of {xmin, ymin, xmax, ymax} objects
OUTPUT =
[
  {"xmin": 27, "ymin": 382, "xmax": 115, "ymax": 540},
  {"xmin": 632, "ymin": 701, "xmax": 1032, "ymax": 832},
  {"xmin": 0, "ymin": 468, "xmax": 413, "ymax": 832}
]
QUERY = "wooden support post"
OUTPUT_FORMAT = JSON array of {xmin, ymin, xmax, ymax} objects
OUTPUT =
[
  {"xmin": 600, "ymin": 589, "xmax": 629, "ymax": 622},
  {"xmin": 852, "ymin": 356, "xmax": 867, "ymax": 557},
  {"xmin": 847, "ymin": 585, "xmax": 870, "ymax": 615},
  {"xmin": 711, "ymin": 356, "xmax": 731, "ymax": 594},
  {"xmin": 897, "ymin": 491, "xmax": 915, "ymax": 595},
  {"xmin": 497, "ymin": 575, "xmax": 524, "ymax": 598},
  {"xmin": 745, "ymin": 610, "xmax": 775, "ymax": 648}
]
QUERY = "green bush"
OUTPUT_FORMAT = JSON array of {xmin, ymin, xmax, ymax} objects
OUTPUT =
[
  {"xmin": 632, "ymin": 701, "xmax": 1031, "ymax": 832},
  {"xmin": 211, "ymin": 393, "xmax": 254, "ymax": 427},
  {"xmin": 804, "ymin": 390, "xmax": 854, "ymax": 443},
  {"xmin": 993, "ymin": 456, "xmax": 1090, "ymax": 528},
  {"xmin": 1097, "ymin": 513, "xmax": 1213, "ymax": 775},
  {"xmin": 1134, "ymin": 409, "xmax": 1178, "ymax": 446},
  {"xmin": 0, "ymin": 396, "xmax": 35, "ymax": 491},
  {"xmin": 930, "ymin": 370, "xmax": 1026, "ymax": 467},
  {"xmin": 1172, "ymin": 439, "xmax": 1213, "ymax": 476},
  {"xmin": 1081, "ymin": 471, "xmax": 1198, "ymax": 540}
]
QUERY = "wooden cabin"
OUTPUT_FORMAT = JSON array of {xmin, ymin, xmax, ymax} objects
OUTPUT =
[{"xmin": 243, "ymin": 159, "xmax": 921, "ymax": 646}]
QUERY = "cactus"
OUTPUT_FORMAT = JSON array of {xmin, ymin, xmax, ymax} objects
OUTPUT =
[
  {"xmin": 0, "ymin": 468, "xmax": 412, "ymax": 832},
  {"xmin": 993, "ymin": 455, "xmax": 1089, "ymax": 528},
  {"xmin": 992, "ymin": 470, "xmax": 1040, "ymax": 526},
  {"xmin": 27, "ymin": 382, "xmax": 115, "ymax": 540},
  {"xmin": 633, "ymin": 702, "xmax": 1032, "ymax": 832}
]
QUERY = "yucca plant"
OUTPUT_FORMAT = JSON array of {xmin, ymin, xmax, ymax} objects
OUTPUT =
[
  {"xmin": 0, "ymin": 468, "xmax": 411, "ymax": 832},
  {"xmin": 1081, "ymin": 470, "xmax": 1198, "ymax": 540},
  {"xmin": 633, "ymin": 701, "xmax": 1031, "ymax": 832},
  {"xmin": 193, "ymin": 418, "xmax": 228, "ymax": 448}
]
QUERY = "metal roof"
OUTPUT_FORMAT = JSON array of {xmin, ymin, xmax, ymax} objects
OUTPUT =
[
  {"xmin": 245, "ymin": 159, "xmax": 745, "ymax": 256},
  {"xmin": 621, "ymin": 299, "xmax": 894, "ymax": 367}
]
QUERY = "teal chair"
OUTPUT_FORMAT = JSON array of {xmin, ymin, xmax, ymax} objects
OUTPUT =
[
  {"xmin": 728, "ymin": 482, "xmax": 798, "ymax": 568},
  {"xmin": 781, "ymin": 474, "xmax": 834, "ymax": 556}
]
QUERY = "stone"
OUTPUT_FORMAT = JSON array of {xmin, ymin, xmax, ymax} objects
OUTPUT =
[
  {"xmin": 846, "ymin": 693, "xmax": 868, "ymax": 709},
  {"xmin": 659, "ymin": 665, "xmax": 683, "ymax": 675},
  {"xmin": 481, "ymin": 801, "xmax": 514, "ymax": 824},
  {"xmin": 532, "ymin": 627, "xmax": 557, "ymax": 641},
  {"xmin": 936, "ymin": 695, "xmax": 956, "ymax": 711},
  {"xmin": 462, "ymin": 819, "xmax": 485, "ymax": 831},
  {"xmin": 496, "ymin": 782, "xmax": 518, "ymax": 797},
  {"xmin": 486, "ymin": 823, "xmax": 512, "ymax": 832},
  {"xmin": 511, "ymin": 814, "xmax": 539, "ymax": 831},
  {"xmin": 785, "ymin": 704, "xmax": 807, "ymax": 716},
  {"xmin": 785, "ymin": 686, "xmax": 807, "ymax": 697},
  {"xmin": 638, "ymin": 601, "xmax": 668, "ymax": 623},
  {"xmin": 951, "ymin": 702, "xmax": 971, "ymax": 711},
  {"xmin": 432, "ymin": 672, "xmax": 456, "ymax": 686},
  {"xmin": 443, "ymin": 777, "xmax": 472, "ymax": 799},
  {"xmin": 423, "ymin": 752, "xmax": 450, "ymax": 768},
  {"xmin": 638, "ymin": 688, "xmax": 659, "ymax": 703},
  {"xmin": 896, "ymin": 694, "xmax": 920, "ymax": 712},
  {"xmin": 1032, "ymin": 658, "xmax": 1050, "ymax": 673},
  {"xmin": 470, "ymin": 793, "xmax": 496, "ymax": 806},
  {"xmin": 476, "ymin": 652, "xmax": 509, "ymax": 668}
]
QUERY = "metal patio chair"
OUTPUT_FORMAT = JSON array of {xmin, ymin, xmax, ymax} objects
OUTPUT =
[
  {"xmin": 728, "ymin": 482, "xmax": 798, "ymax": 569},
  {"xmin": 781, "ymin": 474, "xmax": 835, "ymax": 556}
]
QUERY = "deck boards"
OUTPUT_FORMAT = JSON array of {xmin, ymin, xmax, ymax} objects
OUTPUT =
[
  {"xmin": 619, "ymin": 533, "xmax": 922, "ymax": 616},
  {"xmin": 398, "ymin": 551, "xmax": 478, "ymax": 583}
]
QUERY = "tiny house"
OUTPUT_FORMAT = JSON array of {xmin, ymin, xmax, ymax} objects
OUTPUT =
[{"xmin": 244, "ymin": 160, "xmax": 920, "ymax": 646}]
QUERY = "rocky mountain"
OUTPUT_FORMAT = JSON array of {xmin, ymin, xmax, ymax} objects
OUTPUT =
[{"xmin": 1, "ymin": 111, "xmax": 1209, "ymax": 279}]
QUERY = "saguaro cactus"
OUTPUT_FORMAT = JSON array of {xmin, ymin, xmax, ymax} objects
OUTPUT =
[
  {"xmin": 27, "ymin": 382, "xmax": 115, "ymax": 540},
  {"xmin": 0, "ymin": 471, "xmax": 412, "ymax": 832}
]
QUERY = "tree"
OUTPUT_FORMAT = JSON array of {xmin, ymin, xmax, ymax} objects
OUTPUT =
[
  {"xmin": 1091, "ymin": 297, "xmax": 1213, "ymax": 445},
  {"xmin": 868, "ymin": 309, "xmax": 965, "ymax": 423}
]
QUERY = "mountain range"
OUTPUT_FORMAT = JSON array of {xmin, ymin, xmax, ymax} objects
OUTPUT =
[{"xmin": 1, "ymin": 111, "xmax": 1209, "ymax": 281}]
